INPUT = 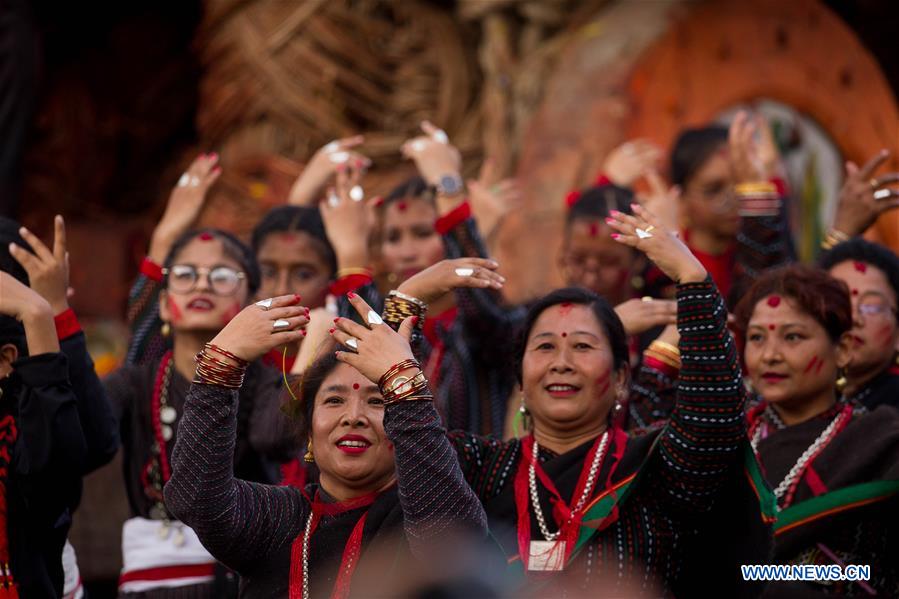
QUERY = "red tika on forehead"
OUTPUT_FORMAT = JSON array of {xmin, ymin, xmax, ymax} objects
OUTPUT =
[
  {"xmin": 353, "ymin": 383, "xmax": 360, "ymax": 390},
  {"xmin": 198, "ymin": 232, "xmax": 214, "ymax": 241},
  {"xmin": 558, "ymin": 302, "xmax": 574, "ymax": 316},
  {"xmin": 852, "ymin": 289, "xmax": 859, "ymax": 296},
  {"xmin": 397, "ymin": 201, "xmax": 408, "ymax": 212},
  {"xmin": 853, "ymin": 261, "xmax": 868, "ymax": 274},
  {"xmin": 767, "ymin": 295, "xmax": 781, "ymax": 308},
  {"xmin": 588, "ymin": 222, "xmax": 599, "ymax": 237},
  {"xmin": 280, "ymin": 232, "xmax": 298, "ymax": 242}
]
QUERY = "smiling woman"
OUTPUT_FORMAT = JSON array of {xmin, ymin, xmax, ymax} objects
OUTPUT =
[{"xmin": 734, "ymin": 265, "xmax": 899, "ymax": 597}]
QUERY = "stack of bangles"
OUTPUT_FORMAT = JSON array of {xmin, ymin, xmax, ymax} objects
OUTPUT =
[
  {"xmin": 384, "ymin": 290, "xmax": 427, "ymax": 336},
  {"xmin": 335, "ymin": 266, "xmax": 373, "ymax": 279},
  {"xmin": 378, "ymin": 359, "xmax": 433, "ymax": 406},
  {"xmin": 735, "ymin": 182, "xmax": 781, "ymax": 217},
  {"xmin": 643, "ymin": 340, "xmax": 681, "ymax": 375},
  {"xmin": 194, "ymin": 343, "xmax": 249, "ymax": 389},
  {"xmin": 820, "ymin": 228, "xmax": 850, "ymax": 251}
]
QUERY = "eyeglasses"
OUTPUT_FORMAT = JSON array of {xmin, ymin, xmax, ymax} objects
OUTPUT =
[
  {"xmin": 856, "ymin": 292, "xmax": 898, "ymax": 319},
  {"xmin": 684, "ymin": 184, "xmax": 737, "ymax": 213},
  {"xmin": 162, "ymin": 264, "xmax": 246, "ymax": 296}
]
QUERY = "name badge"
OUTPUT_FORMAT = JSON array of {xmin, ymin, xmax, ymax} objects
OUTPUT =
[{"xmin": 528, "ymin": 540, "xmax": 566, "ymax": 571}]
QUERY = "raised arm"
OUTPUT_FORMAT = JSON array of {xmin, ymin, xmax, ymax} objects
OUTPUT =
[
  {"xmin": 163, "ymin": 294, "xmax": 310, "ymax": 574},
  {"xmin": 11, "ymin": 216, "xmax": 119, "ymax": 472},
  {"xmin": 331, "ymin": 294, "xmax": 488, "ymax": 557},
  {"xmin": 609, "ymin": 204, "xmax": 746, "ymax": 514}
]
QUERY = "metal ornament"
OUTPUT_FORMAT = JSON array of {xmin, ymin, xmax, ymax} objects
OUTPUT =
[
  {"xmin": 328, "ymin": 151, "xmax": 350, "ymax": 164},
  {"xmin": 161, "ymin": 425, "xmax": 173, "ymax": 442},
  {"xmin": 160, "ymin": 406, "xmax": 177, "ymax": 424},
  {"xmin": 432, "ymin": 129, "xmax": 449, "ymax": 144},
  {"xmin": 635, "ymin": 227, "xmax": 654, "ymax": 239},
  {"xmin": 366, "ymin": 310, "xmax": 384, "ymax": 326},
  {"xmin": 345, "ymin": 337, "xmax": 359, "ymax": 350},
  {"xmin": 327, "ymin": 190, "xmax": 340, "ymax": 207},
  {"xmin": 874, "ymin": 189, "xmax": 892, "ymax": 200},
  {"xmin": 349, "ymin": 185, "xmax": 364, "ymax": 202},
  {"xmin": 272, "ymin": 319, "xmax": 291, "ymax": 332},
  {"xmin": 255, "ymin": 298, "xmax": 273, "ymax": 310},
  {"xmin": 454, "ymin": 267, "xmax": 474, "ymax": 277},
  {"xmin": 177, "ymin": 173, "xmax": 191, "ymax": 187}
]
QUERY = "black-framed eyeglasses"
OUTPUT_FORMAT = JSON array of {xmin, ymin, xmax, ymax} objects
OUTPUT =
[{"xmin": 162, "ymin": 264, "xmax": 246, "ymax": 296}]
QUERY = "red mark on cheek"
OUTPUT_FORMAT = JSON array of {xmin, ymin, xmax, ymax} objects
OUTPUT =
[
  {"xmin": 878, "ymin": 325, "xmax": 896, "ymax": 350},
  {"xmin": 816, "ymin": 359, "xmax": 825, "ymax": 375},
  {"xmin": 803, "ymin": 357, "xmax": 818, "ymax": 374},
  {"xmin": 558, "ymin": 302, "xmax": 574, "ymax": 316},
  {"xmin": 596, "ymin": 371, "xmax": 611, "ymax": 396},
  {"xmin": 397, "ymin": 202, "xmax": 407, "ymax": 212},
  {"xmin": 767, "ymin": 295, "xmax": 781, "ymax": 308},
  {"xmin": 588, "ymin": 222, "xmax": 599, "ymax": 237},
  {"xmin": 853, "ymin": 261, "xmax": 868, "ymax": 274},
  {"xmin": 352, "ymin": 383, "xmax": 360, "ymax": 390},
  {"xmin": 221, "ymin": 301, "xmax": 241, "ymax": 326},
  {"xmin": 198, "ymin": 232, "xmax": 214, "ymax": 242},
  {"xmin": 166, "ymin": 296, "xmax": 183, "ymax": 323}
]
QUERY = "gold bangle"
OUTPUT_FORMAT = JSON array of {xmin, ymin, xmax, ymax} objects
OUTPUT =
[
  {"xmin": 734, "ymin": 182, "xmax": 777, "ymax": 195},
  {"xmin": 336, "ymin": 267, "xmax": 373, "ymax": 279},
  {"xmin": 644, "ymin": 349, "xmax": 681, "ymax": 370},
  {"xmin": 648, "ymin": 340, "xmax": 680, "ymax": 357}
]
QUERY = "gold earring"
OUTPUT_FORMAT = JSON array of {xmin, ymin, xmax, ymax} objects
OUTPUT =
[
  {"xmin": 304, "ymin": 439, "xmax": 315, "ymax": 463},
  {"xmin": 835, "ymin": 372, "xmax": 848, "ymax": 394},
  {"xmin": 161, "ymin": 321, "xmax": 171, "ymax": 338}
]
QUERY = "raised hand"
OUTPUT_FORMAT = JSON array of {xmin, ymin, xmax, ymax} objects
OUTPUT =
[
  {"xmin": 318, "ymin": 161, "xmax": 376, "ymax": 270},
  {"xmin": 401, "ymin": 121, "xmax": 462, "ymax": 190},
  {"xmin": 9, "ymin": 215, "xmax": 70, "ymax": 314},
  {"xmin": 208, "ymin": 295, "xmax": 308, "ymax": 362},
  {"xmin": 607, "ymin": 204, "xmax": 706, "ymax": 284},
  {"xmin": 0, "ymin": 272, "xmax": 58, "ymax": 355},
  {"xmin": 466, "ymin": 158, "xmax": 521, "ymax": 241},
  {"xmin": 149, "ymin": 153, "xmax": 221, "ymax": 263},
  {"xmin": 331, "ymin": 294, "xmax": 416, "ymax": 384},
  {"xmin": 290, "ymin": 305, "xmax": 338, "ymax": 375},
  {"xmin": 832, "ymin": 149, "xmax": 899, "ymax": 237},
  {"xmin": 614, "ymin": 297, "xmax": 678, "ymax": 336},
  {"xmin": 288, "ymin": 136, "xmax": 370, "ymax": 206},
  {"xmin": 728, "ymin": 111, "xmax": 768, "ymax": 184},
  {"xmin": 602, "ymin": 139, "xmax": 662, "ymax": 187},
  {"xmin": 637, "ymin": 169, "xmax": 680, "ymax": 233},
  {"xmin": 397, "ymin": 257, "xmax": 505, "ymax": 305}
]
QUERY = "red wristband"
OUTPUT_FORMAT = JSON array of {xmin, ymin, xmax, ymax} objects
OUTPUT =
[
  {"xmin": 54, "ymin": 308, "xmax": 82, "ymax": 341},
  {"xmin": 643, "ymin": 354, "xmax": 680, "ymax": 379},
  {"xmin": 329, "ymin": 273, "xmax": 373, "ymax": 296},
  {"xmin": 140, "ymin": 257, "xmax": 164, "ymax": 282},
  {"xmin": 434, "ymin": 201, "xmax": 471, "ymax": 235}
]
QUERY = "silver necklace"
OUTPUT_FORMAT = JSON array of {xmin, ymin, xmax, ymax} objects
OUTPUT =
[
  {"xmin": 529, "ymin": 431, "xmax": 609, "ymax": 541},
  {"xmin": 752, "ymin": 410, "xmax": 845, "ymax": 509}
]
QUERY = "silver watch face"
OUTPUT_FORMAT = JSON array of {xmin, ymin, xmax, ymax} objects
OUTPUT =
[{"xmin": 439, "ymin": 174, "xmax": 463, "ymax": 195}]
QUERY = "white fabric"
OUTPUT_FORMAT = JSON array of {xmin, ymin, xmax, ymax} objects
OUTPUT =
[
  {"xmin": 61, "ymin": 540, "xmax": 84, "ymax": 599},
  {"xmin": 119, "ymin": 517, "xmax": 215, "ymax": 593}
]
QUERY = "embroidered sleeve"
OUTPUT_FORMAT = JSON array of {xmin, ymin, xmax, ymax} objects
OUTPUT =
[
  {"xmin": 653, "ymin": 277, "xmax": 747, "ymax": 513},
  {"xmin": 384, "ymin": 400, "xmax": 488, "ymax": 559},
  {"xmin": 626, "ymin": 362, "xmax": 678, "ymax": 430},
  {"xmin": 125, "ymin": 261, "xmax": 168, "ymax": 366},
  {"xmin": 447, "ymin": 430, "xmax": 520, "ymax": 501},
  {"xmin": 164, "ymin": 382, "xmax": 308, "ymax": 574}
]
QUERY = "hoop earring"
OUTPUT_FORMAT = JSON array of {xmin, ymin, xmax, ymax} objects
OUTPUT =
[{"xmin": 304, "ymin": 439, "xmax": 315, "ymax": 463}]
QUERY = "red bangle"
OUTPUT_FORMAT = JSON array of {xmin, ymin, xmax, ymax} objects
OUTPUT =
[
  {"xmin": 434, "ymin": 201, "xmax": 471, "ymax": 235},
  {"xmin": 140, "ymin": 257, "xmax": 164, "ymax": 282},
  {"xmin": 643, "ymin": 355, "xmax": 680, "ymax": 378},
  {"xmin": 54, "ymin": 308, "xmax": 82, "ymax": 340}
]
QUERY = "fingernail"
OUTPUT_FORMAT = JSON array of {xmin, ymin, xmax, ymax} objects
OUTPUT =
[
  {"xmin": 294, "ymin": 294, "xmax": 301, "ymax": 303},
  {"xmin": 329, "ymin": 328, "xmax": 335, "ymax": 334},
  {"xmin": 609, "ymin": 210, "xmax": 621, "ymax": 217},
  {"xmin": 605, "ymin": 217, "xmax": 615, "ymax": 225},
  {"xmin": 212, "ymin": 166, "xmax": 222, "ymax": 174},
  {"xmin": 411, "ymin": 316, "xmax": 420, "ymax": 325},
  {"xmin": 373, "ymin": 197, "xmax": 384, "ymax": 207},
  {"xmin": 302, "ymin": 330, "xmax": 307, "ymax": 336},
  {"xmin": 611, "ymin": 233, "xmax": 621, "ymax": 240},
  {"xmin": 630, "ymin": 203, "xmax": 639, "ymax": 211},
  {"xmin": 334, "ymin": 318, "xmax": 340, "ymax": 323},
  {"xmin": 347, "ymin": 292, "xmax": 356, "ymax": 299},
  {"xmin": 8, "ymin": 242, "xmax": 16, "ymax": 252},
  {"xmin": 209, "ymin": 152, "xmax": 218, "ymax": 160}
]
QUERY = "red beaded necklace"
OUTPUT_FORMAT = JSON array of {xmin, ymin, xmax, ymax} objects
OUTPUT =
[{"xmin": 143, "ymin": 351, "xmax": 176, "ymax": 518}]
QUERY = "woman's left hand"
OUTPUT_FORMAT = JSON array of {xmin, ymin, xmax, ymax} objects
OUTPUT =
[
  {"xmin": 10, "ymin": 215, "xmax": 70, "ymax": 315},
  {"xmin": 331, "ymin": 294, "xmax": 416, "ymax": 384},
  {"xmin": 209, "ymin": 295, "xmax": 309, "ymax": 362},
  {"xmin": 607, "ymin": 204, "xmax": 707, "ymax": 284},
  {"xmin": 401, "ymin": 121, "xmax": 462, "ymax": 188},
  {"xmin": 397, "ymin": 258, "xmax": 505, "ymax": 305}
]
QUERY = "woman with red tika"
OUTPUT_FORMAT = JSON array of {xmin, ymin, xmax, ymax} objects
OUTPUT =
[{"xmin": 735, "ymin": 265, "xmax": 899, "ymax": 597}]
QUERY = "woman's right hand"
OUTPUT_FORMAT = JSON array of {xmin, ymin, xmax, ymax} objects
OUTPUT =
[
  {"xmin": 208, "ymin": 295, "xmax": 309, "ymax": 363},
  {"xmin": 318, "ymin": 161, "xmax": 377, "ymax": 269},
  {"xmin": 607, "ymin": 204, "xmax": 707, "ymax": 284},
  {"xmin": 614, "ymin": 297, "xmax": 677, "ymax": 336},
  {"xmin": 602, "ymin": 139, "xmax": 661, "ymax": 187},
  {"xmin": 288, "ymin": 136, "xmax": 370, "ymax": 206},
  {"xmin": 397, "ymin": 258, "xmax": 505, "ymax": 305},
  {"xmin": 149, "ymin": 153, "xmax": 221, "ymax": 263}
]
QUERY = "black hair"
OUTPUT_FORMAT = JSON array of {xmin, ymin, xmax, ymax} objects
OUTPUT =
[
  {"xmin": 251, "ymin": 206, "xmax": 337, "ymax": 277},
  {"xmin": 0, "ymin": 216, "xmax": 32, "ymax": 286},
  {"xmin": 162, "ymin": 228, "xmax": 261, "ymax": 295},
  {"xmin": 514, "ymin": 287, "xmax": 629, "ymax": 384},
  {"xmin": 670, "ymin": 125, "xmax": 729, "ymax": 187},
  {"xmin": 384, "ymin": 175, "xmax": 435, "ymax": 205},
  {"xmin": 565, "ymin": 184, "xmax": 634, "ymax": 226},
  {"xmin": 818, "ymin": 238, "xmax": 899, "ymax": 303}
]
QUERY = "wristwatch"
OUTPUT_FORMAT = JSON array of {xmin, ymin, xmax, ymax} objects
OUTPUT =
[{"xmin": 435, "ymin": 173, "xmax": 464, "ymax": 196}]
